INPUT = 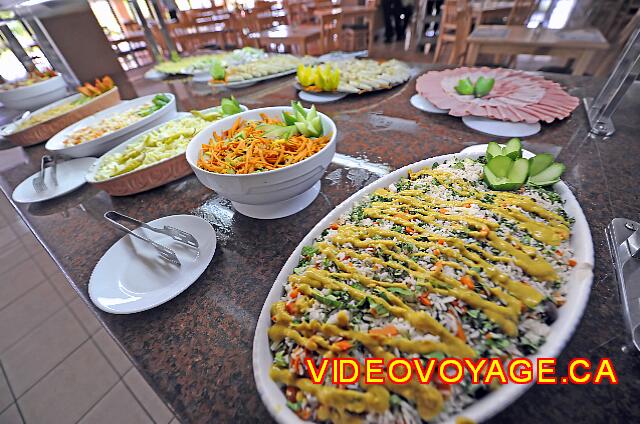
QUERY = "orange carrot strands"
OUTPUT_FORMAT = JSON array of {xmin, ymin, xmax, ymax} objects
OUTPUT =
[{"xmin": 197, "ymin": 115, "xmax": 329, "ymax": 175}]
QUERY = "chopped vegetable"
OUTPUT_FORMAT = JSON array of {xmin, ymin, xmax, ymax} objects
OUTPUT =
[
  {"xmin": 197, "ymin": 103, "xmax": 330, "ymax": 174},
  {"xmin": 454, "ymin": 77, "xmax": 474, "ymax": 95}
]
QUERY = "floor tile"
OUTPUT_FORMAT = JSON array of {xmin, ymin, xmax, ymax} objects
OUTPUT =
[
  {"xmin": 169, "ymin": 417, "xmax": 180, "ymax": 424},
  {"xmin": 78, "ymin": 381, "xmax": 152, "ymax": 424},
  {"xmin": 0, "ymin": 282, "xmax": 63, "ymax": 353},
  {"xmin": 0, "ymin": 404, "xmax": 23, "ymax": 424},
  {"xmin": 2, "ymin": 307, "xmax": 88, "ymax": 397},
  {"xmin": 19, "ymin": 233, "xmax": 44, "ymax": 256},
  {"xmin": 32, "ymin": 251, "xmax": 59, "ymax": 276},
  {"xmin": 123, "ymin": 368, "xmax": 174, "ymax": 424},
  {"xmin": 93, "ymin": 329, "xmax": 132, "ymax": 376},
  {"xmin": 0, "ymin": 258, "xmax": 45, "ymax": 311},
  {"xmin": 69, "ymin": 297, "xmax": 102, "ymax": 335},
  {"xmin": 48, "ymin": 271, "xmax": 78, "ymax": 304},
  {"xmin": 8, "ymin": 218, "xmax": 28, "ymax": 237},
  {"xmin": 0, "ymin": 366, "xmax": 13, "ymax": 413},
  {"xmin": 0, "ymin": 224, "xmax": 17, "ymax": 249},
  {"xmin": 0, "ymin": 239, "xmax": 30, "ymax": 276},
  {"xmin": 17, "ymin": 340, "xmax": 118, "ymax": 424}
]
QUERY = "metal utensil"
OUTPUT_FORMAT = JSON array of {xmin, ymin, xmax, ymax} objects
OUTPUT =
[
  {"xmin": 105, "ymin": 211, "xmax": 199, "ymax": 248},
  {"xmin": 104, "ymin": 211, "xmax": 182, "ymax": 266},
  {"xmin": 49, "ymin": 155, "xmax": 59, "ymax": 187},
  {"xmin": 606, "ymin": 218, "xmax": 640, "ymax": 352},
  {"xmin": 32, "ymin": 155, "xmax": 53, "ymax": 193}
]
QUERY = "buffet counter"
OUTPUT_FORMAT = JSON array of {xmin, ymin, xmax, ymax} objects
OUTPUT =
[{"xmin": 0, "ymin": 64, "xmax": 637, "ymax": 423}]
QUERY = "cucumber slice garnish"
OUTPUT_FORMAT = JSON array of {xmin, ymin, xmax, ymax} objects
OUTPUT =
[
  {"xmin": 486, "ymin": 141, "xmax": 503, "ymax": 160},
  {"xmin": 508, "ymin": 158, "xmax": 529, "ymax": 183},
  {"xmin": 484, "ymin": 156, "xmax": 529, "ymax": 191},
  {"xmin": 486, "ymin": 155, "xmax": 512, "ymax": 178},
  {"xmin": 528, "ymin": 153, "xmax": 555, "ymax": 176},
  {"xmin": 528, "ymin": 162, "xmax": 565, "ymax": 186},
  {"xmin": 503, "ymin": 138, "xmax": 522, "ymax": 159}
]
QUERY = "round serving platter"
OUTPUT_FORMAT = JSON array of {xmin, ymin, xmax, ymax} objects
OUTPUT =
[
  {"xmin": 252, "ymin": 147, "xmax": 594, "ymax": 424},
  {"xmin": 89, "ymin": 214, "xmax": 216, "ymax": 314}
]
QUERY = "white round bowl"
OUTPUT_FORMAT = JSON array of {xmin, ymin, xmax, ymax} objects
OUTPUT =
[
  {"xmin": 185, "ymin": 106, "xmax": 337, "ymax": 219},
  {"xmin": 0, "ymin": 74, "xmax": 68, "ymax": 110},
  {"xmin": 45, "ymin": 93, "xmax": 177, "ymax": 158}
]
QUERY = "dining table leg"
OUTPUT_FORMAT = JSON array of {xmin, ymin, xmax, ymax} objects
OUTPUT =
[
  {"xmin": 300, "ymin": 38, "xmax": 307, "ymax": 55},
  {"xmin": 367, "ymin": 12, "xmax": 375, "ymax": 52},
  {"xmin": 572, "ymin": 50, "xmax": 595, "ymax": 76},
  {"xmin": 465, "ymin": 42, "xmax": 480, "ymax": 65}
]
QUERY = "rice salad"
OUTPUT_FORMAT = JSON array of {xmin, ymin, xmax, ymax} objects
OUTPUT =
[{"xmin": 267, "ymin": 156, "xmax": 577, "ymax": 423}]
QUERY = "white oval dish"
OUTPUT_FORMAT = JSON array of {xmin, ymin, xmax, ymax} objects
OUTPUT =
[
  {"xmin": 89, "ymin": 214, "xmax": 216, "ymax": 314},
  {"xmin": 85, "ymin": 104, "xmax": 248, "ymax": 195},
  {"xmin": 252, "ymin": 147, "xmax": 594, "ymax": 424},
  {"xmin": 298, "ymin": 90, "xmax": 348, "ymax": 103},
  {"xmin": 410, "ymin": 93, "xmax": 449, "ymax": 114},
  {"xmin": 0, "ymin": 74, "xmax": 68, "ymax": 110},
  {"xmin": 462, "ymin": 115, "xmax": 541, "ymax": 138},
  {"xmin": 12, "ymin": 157, "xmax": 96, "ymax": 204},
  {"xmin": 185, "ymin": 106, "xmax": 337, "ymax": 219},
  {"xmin": 45, "ymin": 93, "xmax": 178, "ymax": 158}
]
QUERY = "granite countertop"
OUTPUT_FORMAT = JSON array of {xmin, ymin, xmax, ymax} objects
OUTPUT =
[{"xmin": 0, "ymin": 64, "xmax": 638, "ymax": 423}]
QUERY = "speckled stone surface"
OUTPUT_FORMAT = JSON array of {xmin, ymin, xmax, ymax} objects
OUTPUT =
[{"xmin": 0, "ymin": 64, "xmax": 639, "ymax": 424}]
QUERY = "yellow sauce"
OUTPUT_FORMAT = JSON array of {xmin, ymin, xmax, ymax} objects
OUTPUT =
[{"xmin": 268, "ymin": 166, "xmax": 569, "ymax": 422}]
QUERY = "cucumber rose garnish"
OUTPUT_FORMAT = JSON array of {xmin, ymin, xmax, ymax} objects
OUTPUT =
[{"xmin": 483, "ymin": 138, "xmax": 566, "ymax": 190}]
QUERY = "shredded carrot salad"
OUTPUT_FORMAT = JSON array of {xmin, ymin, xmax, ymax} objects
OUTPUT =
[{"xmin": 197, "ymin": 114, "xmax": 330, "ymax": 174}]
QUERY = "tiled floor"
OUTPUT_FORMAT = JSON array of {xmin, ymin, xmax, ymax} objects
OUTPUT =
[{"xmin": 0, "ymin": 193, "xmax": 178, "ymax": 424}]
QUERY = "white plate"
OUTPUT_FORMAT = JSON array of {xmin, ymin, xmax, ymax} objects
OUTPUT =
[
  {"xmin": 462, "ymin": 115, "xmax": 541, "ymax": 137},
  {"xmin": 253, "ymin": 148, "xmax": 594, "ymax": 424},
  {"xmin": 89, "ymin": 214, "xmax": 216, "ymax": 314},
  {"xmin": 0, "ymin": 75, "xmax": 68, "ymax": 110},
  {"xmin": 410, "ymin": 93, "xmax": 448, "ymax": 114},
  {"xmin": 298, "ymin": 90, "xmax": 348, "ymax": 103},
  {"xmin": 208, "ymin": 68, "xmax": 297, "ymax": 89},
  {"xmin": 45, "ymin": 93, "xmax": 177, "ymax": 158},
  {"xmin": 12, "ymin": 157, "xmax": 96, "ymax": 204},
  {"xmin": 86, "ymin": 104, "xmax": 248, "ymax": 184}
]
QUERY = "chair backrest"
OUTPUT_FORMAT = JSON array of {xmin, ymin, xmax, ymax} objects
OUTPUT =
[
  {"xmin": 319, "ymin": 11, "xmax": 343, "ymax": 53},
  {"xmin": 507, "ymin": 0, "xmax": 539, "ymax": 26},
  {"xmin": 441, "ymin": 0, "xmax": 468, "ymax": 29},
  {"xmin": 284, "ymin": 0, "xmax": 307, "ymax": 25},
  {"xmin": 449, "ymin": 1, "xmax": 472, "ymax": 64}
]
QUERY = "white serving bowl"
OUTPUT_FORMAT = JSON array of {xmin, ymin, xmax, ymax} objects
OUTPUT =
[
  {"xmin": 0, "ymin": 74, "xmax": 68, "ymax": 110},
  {"xmin": 45, "ymin": 93, "xmax": 177, "ymax": 158},
  {"xmin": 185, "ymin": 106, "xmax": 337, "ymax": 219}
]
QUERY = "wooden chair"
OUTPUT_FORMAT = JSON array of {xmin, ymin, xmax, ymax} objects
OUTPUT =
[
  {"xmin": 433, "ymin": 0, "xmax": 470, "ymax": 64},
  {"xmin": 506, "ymin": 0, "xmax": 539, "ymax": 26},
  {"xmin": 320, "ymin": 10, "xmax": 343, "ymax": 53},
  {"xmin": 342, "ymin": 0, "xmax": 377, "ymax": 51},
  {"xmin": 227, "ymin": 11, "xmax": 261, "ymax": 48},
  {"xmin": 284, "ymin": 0, "xmax": 308, "ymax": 25},
  {"xmin": 449, "ymin": 4, "xmax": 472, "ymax": 65}
]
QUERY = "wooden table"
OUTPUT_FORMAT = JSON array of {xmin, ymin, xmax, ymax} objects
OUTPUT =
[
  {"xmin": 465, "ymin": 25, "xmax": 610, "ymax": 75},
  {"xmin": 313, "ymin": 5, "xmax": 378, "ymax": 50},
  {"xmin": 248, "ymin": 24, "xmax": 321, "ymax": 54}
]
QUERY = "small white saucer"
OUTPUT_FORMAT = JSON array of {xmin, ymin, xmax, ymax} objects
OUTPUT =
[
  {"xmin": 410, "ymin": 94, "xmax": 448, "ymax": 114},
  {"xmin": 89, "ymin": 214, "xmax": 216, "ymax": 314},
  {"xmin": 462, "ymin": 116, "xmax": 541, "ymax": 138},
  {"xmin": 231, "ymin": 181, "xmax": 320, "ymax": 219},
  {"xmin": 298, "ymin": 90, "xmax": 348, "ymax": 103},
  {"xmin": 12, "ymin": 157, "xmax": 96, "ymax": 204}
]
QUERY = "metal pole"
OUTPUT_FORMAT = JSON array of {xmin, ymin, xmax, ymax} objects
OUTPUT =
[
  {"xmin": 148, "ymin": 0, "xmax": 179, "ymax": 60},
  {"xmin": 0, "ymin": 24, "xmax": 36, "ymax": 72},
  {"xmin": 21, "ymin": 17, "xmax": 80, "ymax": 88},
  {"xmin": 586, "ymin": 26, "xmax": 640, "ymax": 136},
  {"xmin": 127, "ymin": 0, "xmax": 164, "ymax": 62}
]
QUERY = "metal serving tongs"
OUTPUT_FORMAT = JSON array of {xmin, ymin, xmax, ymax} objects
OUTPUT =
[
  {"xmin": 32, "ymin": 155, "xmax": 55, "ymax": 193},
  {"xmin": 104, "ymin": 212, "xmax": 199, "ymax": 266}
]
